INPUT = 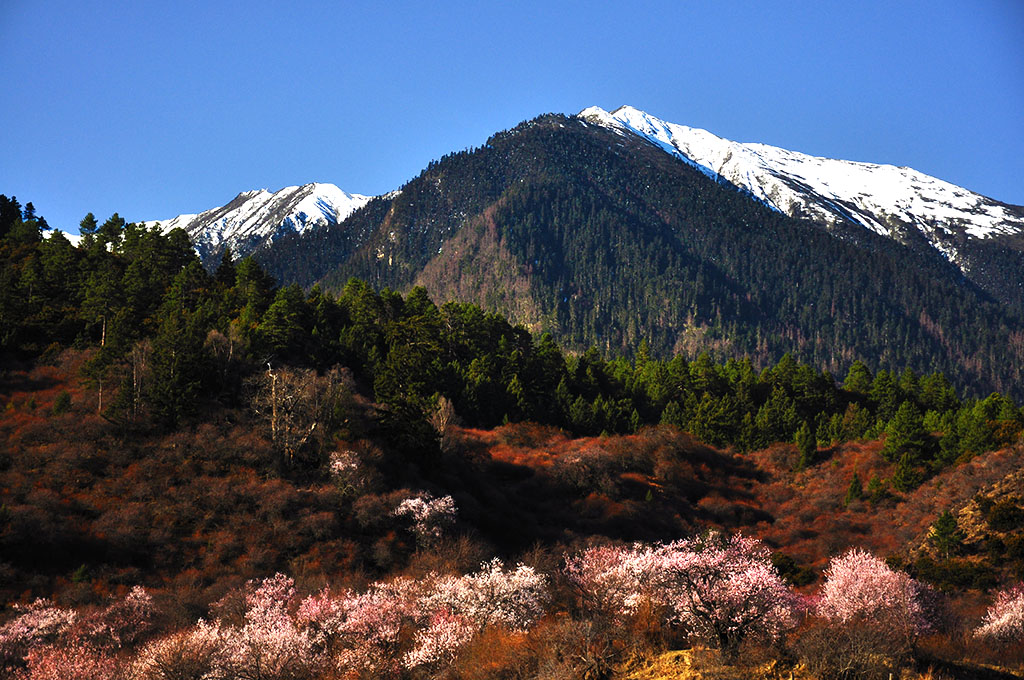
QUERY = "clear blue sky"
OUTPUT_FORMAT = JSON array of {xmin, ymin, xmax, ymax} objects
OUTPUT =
[{"xmin": 1, "ymin": 0, "xmax": 1022, "ymax": 233}]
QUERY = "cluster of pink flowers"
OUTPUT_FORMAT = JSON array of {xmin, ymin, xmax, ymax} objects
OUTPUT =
[
  {"xmin": 7, "ymin": 541, "xmax": 1021, "ymax": 676},
  {"xmin": 392, "ymin": 492, "xmax": 458, "ymax": 545},
  {"xmin": 565, "ymin": 533, "xmax": 796, "ymax": 653},
  {"xmin": 0, "ymin": 600, "xmax": 78, "ymax": 674},
  {"xmin": 0, "ymin": 588, "xmax": 156, "ymax": 679},
  {"xmin": 817, "ymin": 548, "xmax": 935, "ymax": 637},
  {"xmin": 130, "ymin": 562, "xmax": 546, "ymax": 679},
  {"xmin": 975, "ymin": 584, "xmax": 1024, "ymax": 642}
]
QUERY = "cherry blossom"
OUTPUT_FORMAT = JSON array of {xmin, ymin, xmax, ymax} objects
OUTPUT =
[
  {"xmin": 420, "ymin": 558, "xmax": 548, "ymax": 631},
  {"xmin": 975, "ymin": 584, "xmax": 1024, "ymax": 643},
  {"xmin": 127, "ymin": 620, "xmax": 227, "ymax": 680},
  {"xmin": 393, "ymin": 493, "xmax": 457, "ymax": 546},
  {"xmin": 564, "ymin": 534, "xmax": 796, "ymax": 657},
  {"xmin": 818, "ymin": 549, "xmax": 934, "ymax": 638},
  {"xmin": 0, "ymin": 599, "xmax": 77, "ymax": 673},
  {"xmin": 21, "ymin": 642, "xmax": 117, "ymax": 680}
]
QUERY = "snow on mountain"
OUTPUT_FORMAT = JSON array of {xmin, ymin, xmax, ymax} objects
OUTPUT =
[
  {"xmin": 147, "ymin": 183, "xmax": 371, "ymax": 264},
  {"xmin": 578, "ymin": 105, "xmax": 1024, "ymax": 271}
]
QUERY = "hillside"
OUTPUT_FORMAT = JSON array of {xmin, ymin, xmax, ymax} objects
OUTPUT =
[
  {"xmin": 3, "ymin": 196, "xmax": 1024, "ymax": 676},
  {"xmin": 256, "ymin": 114, "xmax": 1024, "ymax": 401},
  {"xmin": 581, "ymin": 105, "xmax": 1024, "ymax": 310}
]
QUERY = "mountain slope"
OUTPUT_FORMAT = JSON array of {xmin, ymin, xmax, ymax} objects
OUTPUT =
[
  {"xmin": 256, "ymin": 113, "xmax": 1024, "ymax": 400},
  {"xmin": 580, "ymin": 105, "xmax": 1024, "ymax": 308},
  {"xmin": 147, "ymin": 182, "xmax": 371, "ymax": 266}
]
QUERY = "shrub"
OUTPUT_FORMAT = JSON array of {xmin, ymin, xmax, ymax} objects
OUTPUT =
[{"xmin": 52, "ymin": 390, "xmax": 71, "ymax": 415}]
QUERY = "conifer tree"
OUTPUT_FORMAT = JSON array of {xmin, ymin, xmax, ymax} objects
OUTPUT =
[
  {"xmin": 881, "ymin": 401, "xmax": 929, "ymax": 463},
  {"xmin": 930, "ymin": 510, "xmax": 963, "ymax": 558},
  {"xmin": 794, "ymin": 420, "xmax": 816, "ymax": 471},
  {"xmin": 844, "ymin": 470, "xmax": 864, "ymax": 506}
]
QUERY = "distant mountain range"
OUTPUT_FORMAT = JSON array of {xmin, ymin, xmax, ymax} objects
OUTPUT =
[{"xmin": 146, "ymin": 106, "xmax": 1024, "ymax": 397}]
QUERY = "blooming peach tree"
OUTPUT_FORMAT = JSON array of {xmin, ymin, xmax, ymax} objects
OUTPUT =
[
  {"xmin": 564, "ymin": 533, "xmax": 796, "ymax": 658},
  {"xmin": 817, "ymin": 548, "xmax": 934, "ymax": 638},
  {"xmin": 975, "ymin": 584, "xmax": 1024, "ymax": 643}
]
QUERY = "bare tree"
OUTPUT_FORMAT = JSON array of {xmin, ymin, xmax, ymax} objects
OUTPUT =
[
  {"xmin": 429, "ymin": 395, "xmax": 460, "ymax": 453},
  {"xmin": 247, "ymin": 365, "xmax": 354, "ymax": 467}
]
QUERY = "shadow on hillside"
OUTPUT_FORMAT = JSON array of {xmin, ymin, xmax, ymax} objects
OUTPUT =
[{"xmin": 432, "ymin": 424, "xmax": 774, "ymax": 553}]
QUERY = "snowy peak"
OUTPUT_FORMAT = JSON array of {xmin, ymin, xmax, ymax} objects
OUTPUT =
[
  {"xmin": 578, "ymin": 106, "xmax": 1024, "ymax": 265},
  {"xmin": 148, "ymin": 183, "xmax": 372, "ymax": 265}
]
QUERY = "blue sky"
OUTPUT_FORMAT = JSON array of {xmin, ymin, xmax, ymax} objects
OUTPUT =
[{"xmin": 1, "ymin": 0, "xmax": 1021, "ymax": 232}]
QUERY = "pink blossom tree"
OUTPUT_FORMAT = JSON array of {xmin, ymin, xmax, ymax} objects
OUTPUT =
[
  {"xmin": 219, "ymin": 573, "xmax": 319, "ymax": 680},
  {"xmin": 975, "ymin": 584, "xmax": 1024, "ymax": 643},
  {"xmin": 421, "ymin": 558, "xmax": 548, "ymax": 632},
  {"xmin": 297, "ymin": 577, "xmax": 420, "ymax": 678},
  {"xmin": 85, "ymin": 586, "xmax": 157, "ymax": 651},
  {"xmin": 392, "ymin": 492, "xmax": 457, "ymax": 547},
  {"xmin": 563, "ymin": 543, "xmax": 662, "ymax": 620},
  {"xmin": 127, "ymin": 620, "xmax": 227, "ymax": 680},
  {"xmin": 817, "ymin": 549, "xmax": 933, "ymax": 638},
  {"xmin": 657, "ymin": 533, "xmax": 798, "ymax": 659},
  {"xmin": 402, "ymin": 609, "xmax": 476, "ymax": 670},
  {"xmin": 807, "ymin": 548, "xmax": 937, "ymax": 677},
  {"xmin": 564, "ymin": 534, "xmax": 796, "ymax": 660},
  {"xmin": 0, "ymin": 599, "xmax": 77, "ymax": 674},
  {"xmin": 21, "ymin": 642, "xmax": 118, "ymax": 680}
]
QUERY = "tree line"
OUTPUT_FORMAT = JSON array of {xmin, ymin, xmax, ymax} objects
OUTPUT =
[{"xmin": 1, "ymin": 194, "xmax": 1021, "ymax": 492}]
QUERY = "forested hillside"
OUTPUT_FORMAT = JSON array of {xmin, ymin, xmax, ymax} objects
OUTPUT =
[
  {"xmin": 3, "ymin": 195, "xmax": 1024, "ymax": 677},
  {"xmin": 256, "ymin": 114, "xmax": 1024, "ymax": 402}
]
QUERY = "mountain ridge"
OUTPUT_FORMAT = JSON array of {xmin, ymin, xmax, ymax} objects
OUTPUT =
[
  {"xmin": 579, "ymin": 105, "xmax": 1024, "ymax": 307},
  {"xmin": 146, "ymin": 182, "xmax": 371, "ymax": 266}
]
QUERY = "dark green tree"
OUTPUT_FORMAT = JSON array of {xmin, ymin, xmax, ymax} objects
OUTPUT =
[
  {"xmin": 794, "ymin": 420, "xmax": 816, "ymax": 471},
  {"xmin": 844, "ymin": 470, "xmax": 864, "ymax": 506},
  {"xmin": 881, "ymin": 401, "xmax": 929, "ymax": 463},
  {"xmin": 930, "ymin": 510, "xmax": 963, "ymax": 558}
]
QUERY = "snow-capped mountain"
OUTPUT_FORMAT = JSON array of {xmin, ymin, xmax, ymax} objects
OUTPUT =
[
  {"xmin": 579, "ymin": 105, "xmax": 1024, "ymax": 274},
  {"xmin": 148, "ymin": 183, "xmax": 371, "ymax": 265}
]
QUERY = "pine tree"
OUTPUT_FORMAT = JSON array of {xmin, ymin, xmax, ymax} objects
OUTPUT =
[
  {"xmin": 843, "ymin": 360, "xmax": 872, "ymax": 394},
  {"xmin": 794, "ymin": 420, "xmax": 816, "ymax": 471},
  {"xmin": 881, "ymin": 401, "xmax": 929, "ymax": 463},
  {"xmin": 930, "ymin": 510, "xmax": 963, "ymax": 558},
  {"xmin": 891, "ymin": 451, "xmax": 924, "ymax": 492},
  {"xmin": 844, "ymin": 470, "xmax": 864, "ymax": 506}
]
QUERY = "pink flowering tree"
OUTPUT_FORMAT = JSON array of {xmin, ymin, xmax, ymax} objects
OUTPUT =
[
  {"xmin": 402, "ymin": 608, "xmax": 477, "ymax": 670},
  {"xmin": 805, "ymin": 548, "xmax": 938, "ymax": 677},
  {"xmin": 563, "ymin": 544, "xmax": 662, "ymax": 621},
  {"xmin": 0, "ymin": 599, "xmax": 78, "ymax": 675},
  {"xmin": 297, "ymin": 577, "xmax": 421, "ymax": 678},
  {"xmin": 128, "ymin": 620, "xmax": 227, "ymax": 680},
  {"xmin": 975, "ymin": 584, "xmax": 1024, "ymax": 643},
  {"xmin": 392, "ymin": 492, "xmax": 457, "ymax": 547},
  {"xmin": 657, "ymin": 533, "xmax": 798, "ymax": 659},
  {"xmin": 421, "ymin": 558, "xmax": 548, "ymax": 632},
  {"xmin": 565, "ymin": 534, "xmax": 796, "ymax": 660},
  {"xmin": 84, "ymin": 586, "xmax": 157, "ymax": 651},
  {"xmin": 21, "ymin": 642, "xmax": 118, "ymax": 680},
  {"xmin": 817, "ymin": 549, "xmax": 933, "ymax": 639},
  {"xmin": 218, "ymin": 573, "xmax": 319, "ymax": 680}
]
